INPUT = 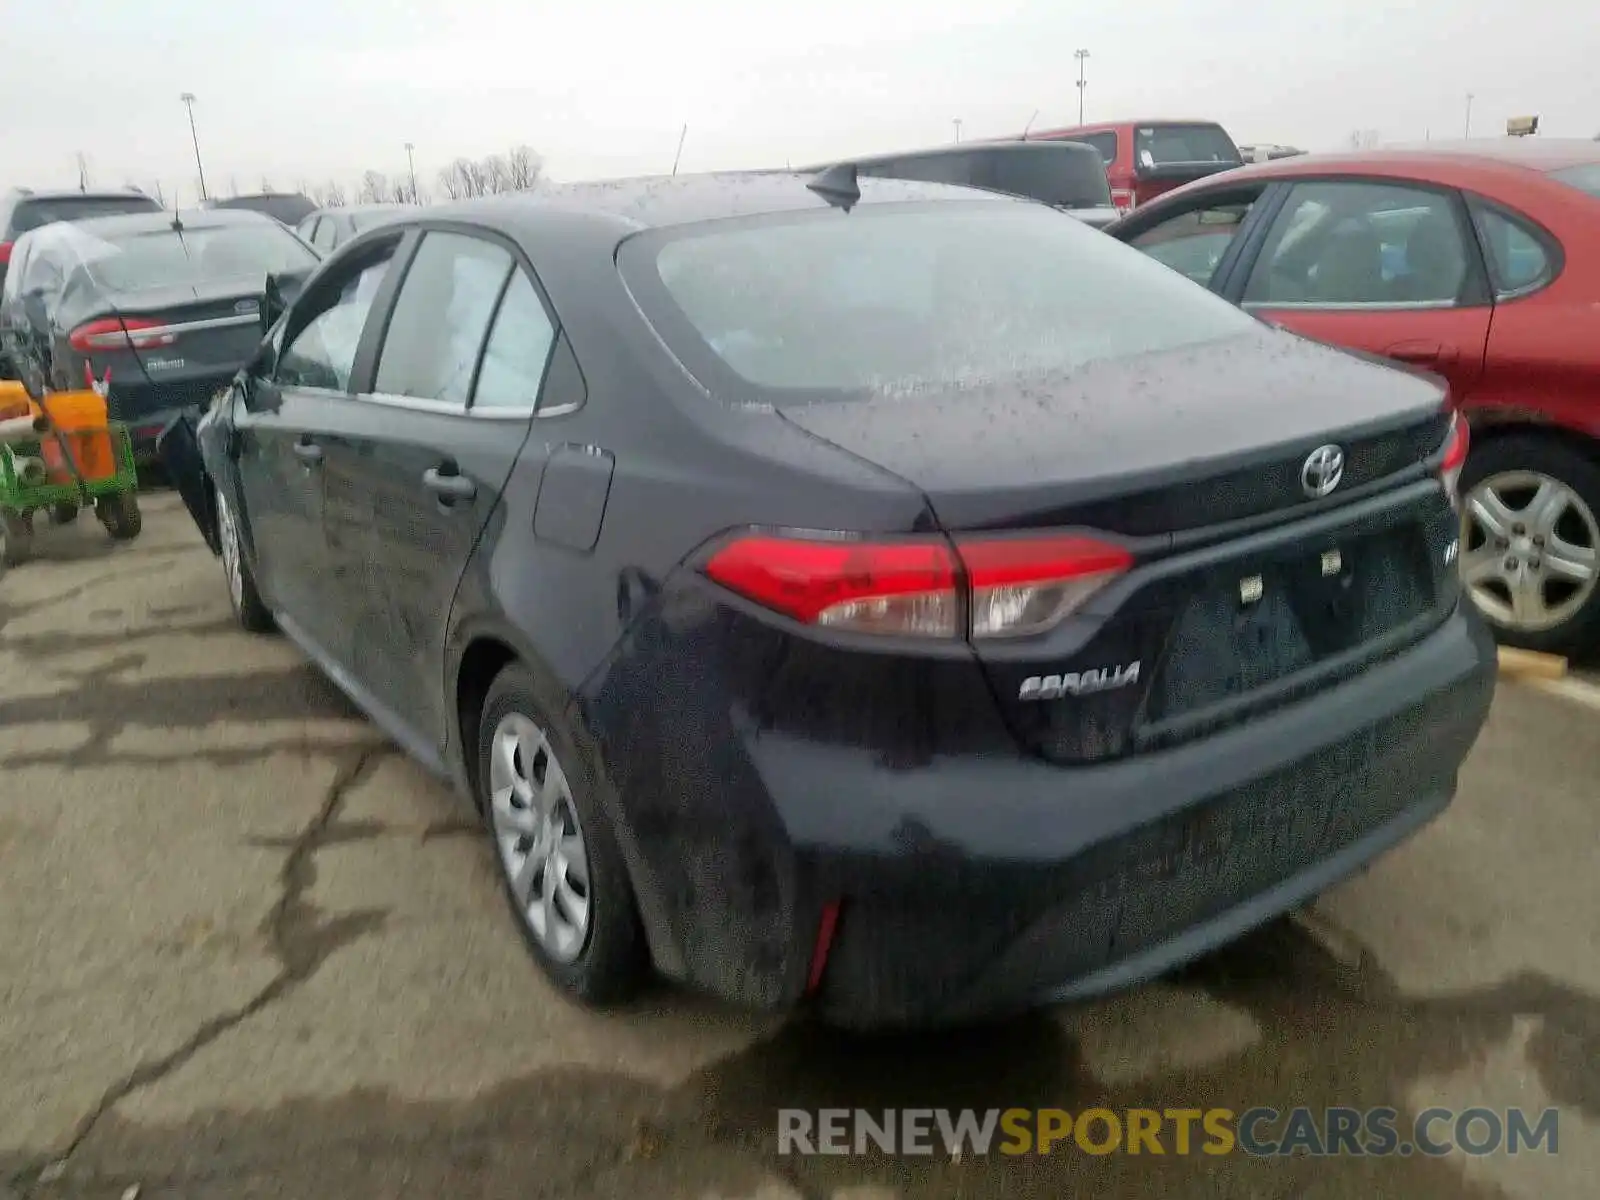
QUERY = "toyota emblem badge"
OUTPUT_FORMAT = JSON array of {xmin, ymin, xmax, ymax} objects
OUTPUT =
[{"xmin": 1301, "ymin": 444, "xmax": 1345, "ymax": 499}]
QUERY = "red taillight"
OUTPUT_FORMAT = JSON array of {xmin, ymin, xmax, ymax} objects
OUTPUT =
[
  {"xmin": 1439, "ymin": 411, "xmax": 1469, "ymax": 508},
  {"xmin": 68, "ymin": 316, "xmax": 176, "ymax": 353},
  {"xmin": 701, "ymin": 530, "xmax": 1133, "ymax": 639},
  {"xmin": 1110, "ymin": 189, "xmax": 1135, "ymax": 212},
  {"xmin": 702, "ymin": 534, "xmax": 960, "ymax": 637},
  {"xmin": 0, "ymin": 242, "xmax": 12, "ymax": 266}
]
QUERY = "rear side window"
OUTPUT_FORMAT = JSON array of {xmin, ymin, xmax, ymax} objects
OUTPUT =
[
  {"xmin": 1134, "ymin": 125, "xmax": 1241, "ymax": 169},
  {"xmin": 1074, "ymin": 132, "xmax": 1118, "ymax": 165},
  {"xmin": 10, "ymin": 195, "xmax": 161, "ymax": 234},
  {"xmin": 1468, "ymin": 202, "xmax": 1554, "ymax": 298},
  {"xmin": 1549, "ymin": 164, "xmax": 1600, "ymax": 200},
  {"xmin": 471, "ymin": 270, "xmax": 557, "ymax": 410},
  {"xmin": 373, "ymin": 231, "xmax": 513, "ymax": 404},
  {"xmin": 628, "ymin": 203, "xmax": 1258, "ymax": 399}
]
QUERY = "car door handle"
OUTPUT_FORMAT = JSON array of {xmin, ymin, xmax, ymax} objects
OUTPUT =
[
  {"xmin": 1384, "ymin": 340, "xmax": 1458, "ymax": 366},
  {"xmin": 292, "ymin": 439, "xmax": 323, "ymax": 464},
  {"xmin": 422, "ymin": 466, "xmax": 477, "ymax": 501}
]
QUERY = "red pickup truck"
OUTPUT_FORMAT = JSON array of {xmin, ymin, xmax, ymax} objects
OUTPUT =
[{"xmin": 1020, "ymin": 119, "xmax": 1245, "ymax": 213}]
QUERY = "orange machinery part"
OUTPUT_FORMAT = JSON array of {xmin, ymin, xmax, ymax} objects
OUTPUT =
[{"xmin": 33, "ymin": 390, "xmax": 116, "ymax": 483}]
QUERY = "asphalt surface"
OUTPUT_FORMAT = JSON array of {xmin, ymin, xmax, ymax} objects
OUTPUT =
[{"xmin": 1, "ymin": 491, "xmax": 1596, "ymax": 1200}]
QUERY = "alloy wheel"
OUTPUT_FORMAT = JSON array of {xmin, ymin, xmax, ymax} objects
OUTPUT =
[
  {"xmin": 216, "ymin": 491, "xmax": 244, "ymax": 610},
  {"xmin": 1461, "ymin": 470, "xmax": 1600, "ymax": 633},
  {"xmin": 488, "ymin": 712, "xmax": 592, "ymax": 963}
]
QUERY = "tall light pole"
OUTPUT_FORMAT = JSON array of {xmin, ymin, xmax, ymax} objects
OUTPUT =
[
  {"xmin": 404, "ymin": 142, "xmax": 417, "ymax": 202},
  {"xmin": 1464, "ymin": 93, "xmax": 1475, "ymax": 138},
  {"xmin": 1074, "ymin": 49, "xmax": 1090, "ymax": 124},
  {"xmin": 953, "ymin": 118, "xmax": 963, "ymax": 143},
  {"xmin": 180, "ymin": 93, "xmax": 208, "ymax": 201}
]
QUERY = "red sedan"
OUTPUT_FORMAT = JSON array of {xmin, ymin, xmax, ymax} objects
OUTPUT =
[{"xmin": 1108, "ymin": 139, "xmax": 1600, "ymax": 655}]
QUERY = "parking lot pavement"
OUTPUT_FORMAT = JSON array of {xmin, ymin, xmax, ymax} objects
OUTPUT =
[{"xmin": 1, "ymin": 491, "xmax": 1596, "ymax": 1200}]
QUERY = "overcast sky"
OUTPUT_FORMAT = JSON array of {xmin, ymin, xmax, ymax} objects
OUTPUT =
[{"xmin": 2, "ymin": 0, "xmax": 1592, "ymax": 201}]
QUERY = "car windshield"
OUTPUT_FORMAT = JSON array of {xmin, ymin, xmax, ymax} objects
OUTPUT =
[
  {"xmin": 1134, "ymin": 124, "xmax": 1242, "ymax": 168},
  {"xmin": 11, "ymin": 195, "xmax": 161, "ymax": 233},
  {"xmin": 68, "ymin": 223, "xmax": 319, "ymax": 292},
  {"xmin": 1549, "ymin": 163, "xmax": 1600, "ymax": 200},
  {"xmin": 629, "ymin": 202, "xmax": 1258, "ymax": 399}
]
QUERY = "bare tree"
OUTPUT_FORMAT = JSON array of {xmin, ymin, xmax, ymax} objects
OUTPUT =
[
  {"xmin": 387, "ymin": 177, "xmax": 413, "ymax": 204},
  {"xmin": 228, "ymin": 175, "xmax": 240, "ymax": 197},
  {"xmin": 310, "ymin": 181, "xmax": 347, "ymax": 208},
  {"xmin": 482, "ymin": 154, "xmax": 512, "ymax": 194},
  {"xmin": 506, "ymin": 144, "xmax": 543, "ymax": 191},
  {"xmin": 358, "ymin": 170, "xmax": 390, "ymax": 204},
  {"xmin": 261, "ymin": 177, "xmax": 276, "ymax": 193},
  {"xmin": 436, "ymin": 164, "xmax": 463, "ymax": 200}
]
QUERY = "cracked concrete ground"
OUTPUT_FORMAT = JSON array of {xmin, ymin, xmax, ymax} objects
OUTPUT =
[{"xmin": 2, "ymin": 492, "xmax": 1597, "ymax": 1199}]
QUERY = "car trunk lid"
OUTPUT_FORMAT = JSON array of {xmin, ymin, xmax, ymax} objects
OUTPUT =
[{"xmin": 779, "ymin": 332, "xmax": 1460, "ymax": 764}]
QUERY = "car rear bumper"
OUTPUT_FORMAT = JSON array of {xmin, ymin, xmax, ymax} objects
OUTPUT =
[{"xmin": 605, "ymin": 601, "xmax": 1496, "ymax": 1028}]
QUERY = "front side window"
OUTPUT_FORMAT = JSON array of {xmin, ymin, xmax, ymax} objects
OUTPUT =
[
  {"xmin": 1244, "ymin": 181, "xmax": 1472, "ymax": 307},
  {"xmin": 627, "ymin": 202, "xmax": 1259, "ymax": 399},
  {"xmin": 372, "ymin": 231, "xmax": 513, "ymax": 404},
  {"xmin": 275, "ymin": 254, "xmax": 393, "ymax": 391},
  {"xmin": 1128, "ymin": 193, "xmax": 1262, "ymax": 287},
  {"xmin": 1076, "ymin": 132, "xmax": 1118, "ymax": 165}
]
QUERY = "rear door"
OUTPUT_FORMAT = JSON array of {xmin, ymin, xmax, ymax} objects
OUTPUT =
[
  {"xmin": 232, "ymin": 238, "xmax": 400, "ymax": 659},
  {"xmin": 1229, "ymin": 178, "xmax": 1494, "ymax": 401},
  {"xmin": 335, "ymin": 226, "xmax": 556, "ymax": 752}
]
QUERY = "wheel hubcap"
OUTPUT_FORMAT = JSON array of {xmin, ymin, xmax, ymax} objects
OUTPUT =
[
  {"xmin": 216, "ymin": 492, "xmax": 244, "ymax": 608},
  {"xmin": 1462, "ymin": 470, "xmax": 1599, "ymax": 633},
  {"xmin": 488, "ymin": 713, "xmax": 591, "ymax": 962}
]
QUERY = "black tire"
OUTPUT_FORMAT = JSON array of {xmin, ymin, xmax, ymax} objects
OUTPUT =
[
  {"xmin": 477, "ymin": 662, "xmax": 647, "ymax": 1005},
  {"xmin": 1459, "ymin": 433, "xmax": 1600, "ymax": 657},
  {"xmin": 52, "ymin": 502, "xmax": 80, "ymax": 525},
  {"xmin": 1, "ymin": 509, "xmax": 34, "ymax": 567},
  {"xmin": 96, "ymin": 492, "xmax": 142, "ymax": 540},
  {"xmin": 214, "ymin": 485, "xmax": 274, "ymax": 633}
]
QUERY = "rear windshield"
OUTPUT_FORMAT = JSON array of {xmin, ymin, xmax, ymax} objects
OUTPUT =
[
  {"xmin": 209, "ymin": 195, "xmax": 318, "ymax": 225},
  {"xmin": 75, "ymin": 223, "xmax": 319, "ymax": 292},
  {"xmin": 1549, "ymin": 164, "xmax": 1600, "ymax": 200},
  {"xmin": 624, "ymin": 202, "xmax": 1257, "ymax": 400},
  {"xmin": 11, "ymin": 195, "xmax": 162, "ymax": 234},
  {"xmin": 855, "ymin": 147, "xmax": 1111, "ymax": 209},
  {"xmin": 1134, "ymin": 124, "xmax": 1242, "ymax": 168}
]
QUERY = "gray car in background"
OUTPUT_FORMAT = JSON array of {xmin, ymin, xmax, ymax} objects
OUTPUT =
[{"xmin": 295, "ymin": 203, "xmax": 411, "ymax": 255}]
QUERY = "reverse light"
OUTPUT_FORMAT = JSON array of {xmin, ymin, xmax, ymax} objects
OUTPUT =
[
  {"xmin": 1439, "ymin": 411, "xmax": 1469, "ymax": 509},
  {"xmin": 0, "ymin": 242, "xmax": 12, "ymax": 266},
  {"xmin": 701, "ymin": 531, "xmax": 1133, "ymax": 639},
  {"xmin": 69, "ymin": 316, "xmax": 177, "ymax": 353},
  {"xmin": 957, "ymin": 535, "xmax": 1134, "ymax": 638}
]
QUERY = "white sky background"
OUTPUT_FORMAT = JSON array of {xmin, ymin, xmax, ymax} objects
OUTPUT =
[{"xmin": 1, "ymin": 0, "xmax": 1593, "ymax": 200}]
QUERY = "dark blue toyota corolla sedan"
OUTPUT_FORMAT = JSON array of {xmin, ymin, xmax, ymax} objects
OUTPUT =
[{"xmin": 161, "ymin": 169, "xmax": 1496, "ymax": 1029}]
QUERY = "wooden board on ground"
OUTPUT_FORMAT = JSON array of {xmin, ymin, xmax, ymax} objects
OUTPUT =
[{"xmin": 1497, "ymin": 646, "xmax": 1568, "ymax": 681}]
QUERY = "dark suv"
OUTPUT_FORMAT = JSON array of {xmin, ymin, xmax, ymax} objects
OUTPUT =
[
  {"xmin": 200, "ymin": 193, "xmax": 318, "ymax": 227},
  {"xmin": 0, "ymin": 187, "xmax": 164, "ymax": 295}
]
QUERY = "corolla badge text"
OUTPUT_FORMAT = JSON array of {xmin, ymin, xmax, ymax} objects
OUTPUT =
[
  {"xmin": 1018, "ymin": 662, "xmax": 1141, "ymax": 702},
  {"xmin": 145, "ymin": 357, "xmax": 186, "ymax": 371}
]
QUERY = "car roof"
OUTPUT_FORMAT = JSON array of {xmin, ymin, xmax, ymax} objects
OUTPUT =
[
  {"xmin": 420, "ymin": 170, "xmax": 1023, "ymax": 237},
  {"xmin": 1214, "ymin": 138, "xmax": 1600, "ymax": 180},
  {"xmin": 6, "ymin": 187, "xmax": 158, "ymax": 203},
  {"xmin": 1031, "ymin": 119, "xmax": 1228, "ymax": 136}
]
